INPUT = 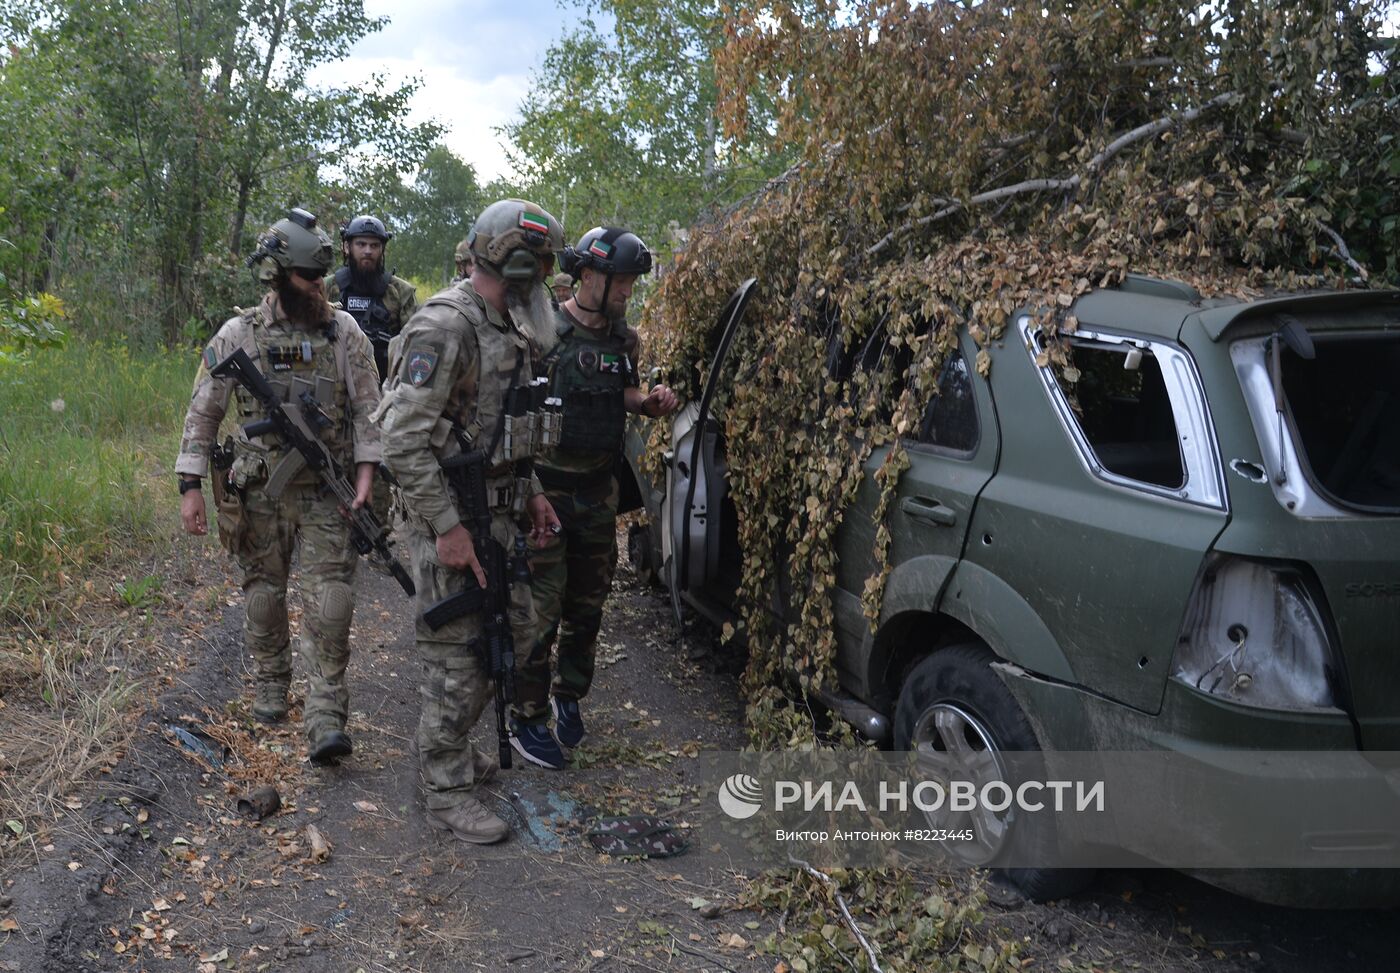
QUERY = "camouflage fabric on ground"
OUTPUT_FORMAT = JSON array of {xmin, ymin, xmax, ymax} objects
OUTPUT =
[{"xmin": 585, "ymin": 815, "xmax": 689, "ymax": 858}]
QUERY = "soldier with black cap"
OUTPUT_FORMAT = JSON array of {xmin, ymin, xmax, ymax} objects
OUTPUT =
[
  {"xmin": 452, "ymin": 238, "xmax": 474, "ymax": 284},
  {"xmin": 511, "ymin": 226, "xmax": 678, "ymax": 769},
  {"xmin": 324, "ymin": 214, "xmax": 419, "ymax": 381}
]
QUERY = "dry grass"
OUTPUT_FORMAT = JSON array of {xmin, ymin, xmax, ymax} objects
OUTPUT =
[
  {"xmin": 0, "ymin": 627, "xmax": 139, "ymax": 838},
  {"xmin": 0, "ymin": 526, "xmax": 201, "ymax": 870}
]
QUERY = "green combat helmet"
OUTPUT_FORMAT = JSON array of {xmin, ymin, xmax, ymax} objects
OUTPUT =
[
  {"xmin": 468, "ymin": 198, "xmax": 563, "ymax": 281},
  {"xmin": 247, "ymin": 208, "xmax": 335, "ymax": 283},
  {"xmin": 454, "ymin": 237, "xmax": 472, "ymax": 263}
]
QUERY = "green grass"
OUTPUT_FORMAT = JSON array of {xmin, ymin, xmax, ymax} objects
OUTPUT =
[{"xmin": 0, "ymin": 341, "xmax": 192, "ymax": 619}]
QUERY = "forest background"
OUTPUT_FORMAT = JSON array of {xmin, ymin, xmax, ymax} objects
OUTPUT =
[
  {"xmin": 0, "ymin": 0, "xmax": 769, "ymax": 619},
  {"xmin": 3, "ymin": 5, "xmax": 1400, "ymax": 966},
  {"xmin": 0, "ymin": 0, "xmax": 1394, "ymax": 655},
  {"xmin": 3, "ymin": 0, "xmax": 1400, "ymax": 737}
]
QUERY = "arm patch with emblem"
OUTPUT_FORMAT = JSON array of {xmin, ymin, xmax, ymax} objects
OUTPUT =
[{"xmin": 404, "ymin": 344, "xmax": 441, "ymax": 388}]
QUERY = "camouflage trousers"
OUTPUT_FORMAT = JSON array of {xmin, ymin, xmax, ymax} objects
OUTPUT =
[
  {"xmin": 234, "ymin": 483, "xmax": 358, "ymax": 742},
  {"xmin": 409, "ymin": 510, "xmax": 536, "ymax": 810},
  {"xmin": 516, "ymin": 474, "xmax": 619, "ymax": 724}
]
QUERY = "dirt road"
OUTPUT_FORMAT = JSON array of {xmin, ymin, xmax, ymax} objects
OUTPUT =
[{"xmin": 0, "ymin": 536, "xmax": 1392, "ymax": 971}]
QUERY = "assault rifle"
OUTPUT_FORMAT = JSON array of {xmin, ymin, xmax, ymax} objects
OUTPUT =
[
  {"xmin": 209, "ymin": 347, "xmax": 415, "ymax": 596},
  {"xmin": 422, "ymin": 441, "xmax": 529, "ymax": 770}
]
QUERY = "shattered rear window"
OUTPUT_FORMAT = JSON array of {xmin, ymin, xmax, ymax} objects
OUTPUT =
[
  {"xmin": 1054, "ymin": 340, "xmax": 1185, "ymax": 490},
  {"xmin": 1283, "ymin": 334, "xmax": 1400, "ymax": 512}
]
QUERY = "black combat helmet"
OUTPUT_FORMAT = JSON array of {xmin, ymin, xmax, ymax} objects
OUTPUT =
[
  {"xmin": 341, "ymin": 215, "xmax": 392, "ymax": 242},
  {"xmin": 561, "ymin": 227, "xmax": 653, "ymax": 278}
]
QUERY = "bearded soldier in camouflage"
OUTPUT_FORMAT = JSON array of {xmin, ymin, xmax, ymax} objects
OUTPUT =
[
  {"xmin": 376, "ymin": 198, "xmax": 563, "ymax": 844},
  {"xmin": 177, "ymin": 209, "xmax": 383, "ymax": 766},
  {"xmin": 324, "ymin": 215, "xmax": 419, "ymax": 381},
  {"xmin": 511, "ymin": 227, "xmax": 678, "ymax": 770}
]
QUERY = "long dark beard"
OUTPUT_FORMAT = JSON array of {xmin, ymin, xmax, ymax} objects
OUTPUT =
[
  {"xmin": 276, "ymin": 279, "xmax": 333, "ymax": 326},
  {"xmin": 506, "ymin": 282, "xmax": 562, "ymax": 355},
  {"xmin": 348, "ymin": 260, "xmax": 384, "ymax": 292}
]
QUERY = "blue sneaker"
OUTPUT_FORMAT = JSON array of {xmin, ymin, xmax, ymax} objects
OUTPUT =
[
  {"xmin": 550, "ymin": 697, "xmax": 586, "ymax": 751},
  {"xmin": 510, "ymin": 720, "xmax": 566, "ymax": 770}
]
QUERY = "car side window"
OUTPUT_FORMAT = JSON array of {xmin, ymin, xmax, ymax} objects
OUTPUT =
[
  {"xmin": 1053, "ymin": 340, "xmax": 1185, "ymax": 489},
  {"xmin": 916, "ymin": 350, "xmax": 978, "ymax": 454}
]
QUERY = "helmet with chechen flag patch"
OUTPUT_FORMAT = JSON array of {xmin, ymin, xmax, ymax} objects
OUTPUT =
[{"xmin": 468, "ymin": 198, "xmax": 564, "ymax": 280}]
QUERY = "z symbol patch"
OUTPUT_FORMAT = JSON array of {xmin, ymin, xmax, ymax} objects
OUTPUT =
[{"xmin": 407, "ymin": 349, "xmax": 438, "ymax": 387}]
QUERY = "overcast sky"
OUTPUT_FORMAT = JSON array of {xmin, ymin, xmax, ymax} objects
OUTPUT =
[{"xmin": 311, "ymin": 0, "xmax": 585, "ymax": 183}]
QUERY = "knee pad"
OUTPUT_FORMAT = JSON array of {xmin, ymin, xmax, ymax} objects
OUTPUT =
[
  {"xmin": 312, "ymin": 581, "xmax": 354, "ymax": 641},
  {"xmin": 245, "ymin": 586, "xmax": 286, "ymax": 637}
]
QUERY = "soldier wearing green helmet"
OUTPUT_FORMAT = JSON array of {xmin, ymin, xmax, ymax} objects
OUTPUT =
[
  {"xmin": 376, "ymin": 198, "xmax": 564, "ymax": 844},
  {"xmin": 451, "ymin": 237, "xmax": 474, "ymax": 284},
  {"xmin": 176, "ymin": 209, "xmax": 384, "ymax": 766}
]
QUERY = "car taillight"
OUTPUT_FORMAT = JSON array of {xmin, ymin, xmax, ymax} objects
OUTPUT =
[{"xmin": 1172, "ymin": 554, "xmax": 1340, "ymax": 710}]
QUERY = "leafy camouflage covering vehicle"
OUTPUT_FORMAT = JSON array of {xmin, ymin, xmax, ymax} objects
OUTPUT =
[{"xmin": 621, "ymin": 276, "xmax": 1400, "ymax": 905}]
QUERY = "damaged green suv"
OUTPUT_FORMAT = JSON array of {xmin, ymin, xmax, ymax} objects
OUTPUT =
[{"xmin": 621, "ymin": 276, "xmax": 1400, "ymax": 905}]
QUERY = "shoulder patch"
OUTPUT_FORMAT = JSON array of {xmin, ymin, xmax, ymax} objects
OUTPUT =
[
  {"xmin": 203, "ymin": 346, "xmax": 218, "ymax": 370},
  {"xmin": 406, "ymin": 346, "xmax": 440, "ymax": 387}
]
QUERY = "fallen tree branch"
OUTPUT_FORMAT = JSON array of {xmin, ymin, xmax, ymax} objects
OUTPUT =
[
  {"xmin": 1316, "ymin": 220, "xmax": 1368, "ymax": 279},
  {"xmin": 1084, "ymin": 90, "xmax": 1241, "ymax": 172},
  {"xmin": 790, "ymin": 855, "xmax": 884, "ymax": 973},
  {"xmin": 865, "ymin": 91, "xmax": 1242, "ymax": 257}
]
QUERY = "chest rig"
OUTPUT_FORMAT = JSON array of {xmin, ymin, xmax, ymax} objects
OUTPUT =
[
  {"xmin": 334, "ymin": 266, "xmax": 393, "ymax": 339},
  {"xmin": 230, "ymin": 308, "xmax": 351, "ymax": 487},
  {"xmin": 416, "ymin": 288, "xmax": 560, "ymax": 469},
  {"xmin": 545, "ymin": 315, "xmax": 633, "ymax": 455}
]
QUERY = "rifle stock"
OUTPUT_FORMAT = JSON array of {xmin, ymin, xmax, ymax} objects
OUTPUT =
[
  {"xmin": 428, "ymin": 443, "xmax": 522, "ymax": 770},
  {"xmin": 210, "ymin": 347, "xmax": 415, "ymax": 596}
]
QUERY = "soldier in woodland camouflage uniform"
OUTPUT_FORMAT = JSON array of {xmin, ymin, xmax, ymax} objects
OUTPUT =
[
  {"xmin": 511, "ymin": 227, "xmax": 678, "ymax": 770},
  {"xmin": 324, "ymin": 215, "xmax": 419, "ymax": 381},
  {"xmin": 376, "ymin": 198, "xmax": 563, "ymax": 844},
  {"xmin": 177, "ymin": 209, "xmax": 382, "ymax": 766}
]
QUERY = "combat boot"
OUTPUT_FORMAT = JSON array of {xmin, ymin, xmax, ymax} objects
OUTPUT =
[
  {"xmin": 309, "ymin": 729, "xmax": 353, "ymax": 766},
  {"xmin": 252, "ymin": 679, "xmax": 290, "ymax": 724},
  {"xmin": 427, "ymin": 797, "xmax": 509, "ymax": 845}
]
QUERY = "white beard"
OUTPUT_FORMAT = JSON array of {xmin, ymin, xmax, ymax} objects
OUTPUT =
[{"xmin": 506, "ymin": 283, "xmax": 561, "ymax": 356}]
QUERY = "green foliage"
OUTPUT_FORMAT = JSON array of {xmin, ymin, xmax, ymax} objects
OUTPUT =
[
  {"xmin": 366, "ymin": 145, "xmax": 487, "ymax": 285},
  {"xmin": 639, "ymin": 0, "xmax": 1400, "ymax": 752},
  {"xmin": 0, "ymin": 0, "xmax": 440, "ymax": 343},
  {"xmin": 0, "ymin": 272, "xmax": 67, "ymax": 363},
  {"xmin": 0, "ymin": 342, "xmax": 189, "ymax": 620},
  {"xmin": 115, "ymin": 574, "xmax": 162, "ymax": 609},
  {"xmin": 503, "ymin": 0, "xmax": 783, "ymax": 249}
]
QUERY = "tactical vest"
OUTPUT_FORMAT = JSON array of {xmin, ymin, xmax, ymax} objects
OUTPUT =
[
  {"xmin": 412, "ymin": 287, "xmax": 537, "ymax": 470},
  {"xmin": 334, "ymin": 266, "xmax": 394, "ymax": 337},
  {"xmin": 545, "ymin": 315, "xmax": 634, "ymax": 455},
  {"xmin": 334, "ymin": 266, "xmax": 396, "ymax": 375},
  {"xmin": 230, "ymin": 307, "xmax": 352, "ymax": 488}
]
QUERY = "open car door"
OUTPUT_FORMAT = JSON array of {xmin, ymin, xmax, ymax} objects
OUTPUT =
[{"xmin": 661, "ymin": 279, "xmax": 757, "ymax": 625}]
